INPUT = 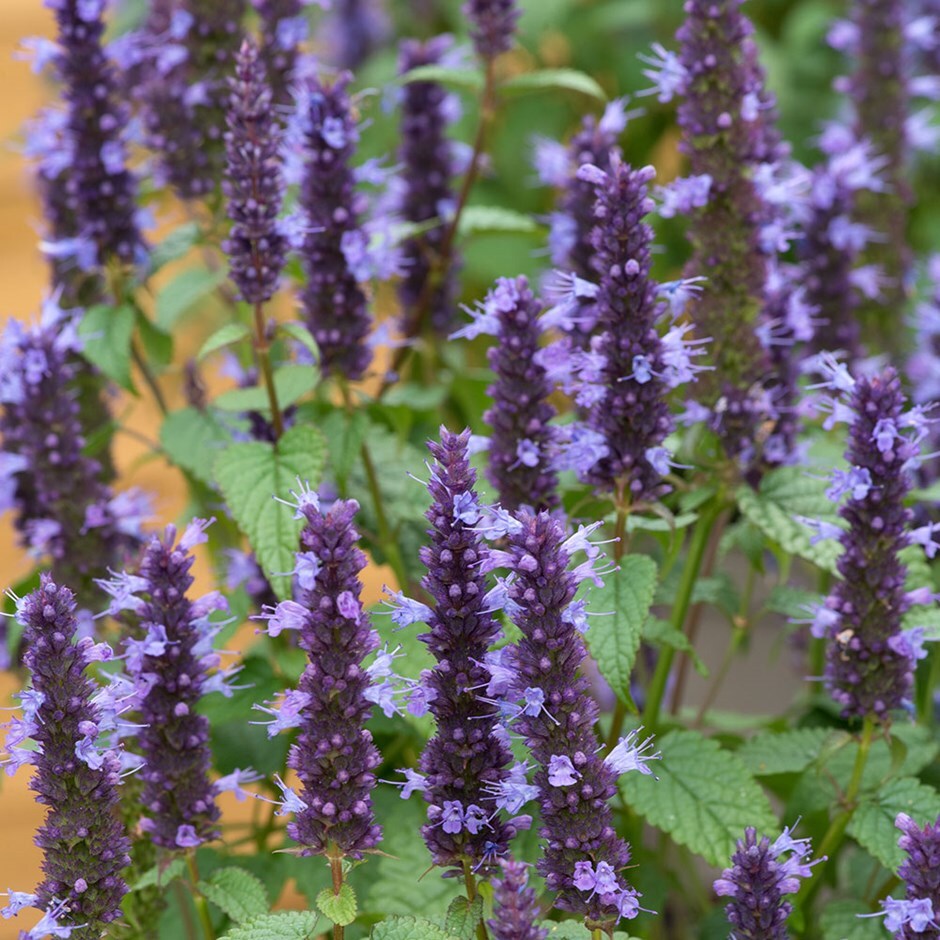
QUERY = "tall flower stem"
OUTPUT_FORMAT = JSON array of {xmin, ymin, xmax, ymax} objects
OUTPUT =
[
  {"xmin": 330, "ymin": 850, "xmax": 346, "ymax": 940},
  {"xmin": 254, "ymin": 301, "xmax": 284, "ymax": 440},
  {"xmin": 131, "ymin": 336, "xmax": 169, "ymax": 416},
  {"xmin": 186, "ymin": 854, "xmax": 216, "ymax": 940},
  {"xmin": 918, "ymin": 647, "xmax": 940, "ymax": 725},
  {"xmin": 461, "ymin": 862, "xmax": 489, "ymax": 940}
]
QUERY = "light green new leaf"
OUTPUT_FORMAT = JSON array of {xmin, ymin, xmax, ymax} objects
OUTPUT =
[
  {"xmin": 278, "ymin": 322, "xmax": 320, "ymax": 362},
  {"xmin": 500, "ymin": 68, "xmax": 607, "ymax": 101},
  {"xmin": 214, "ymin": 364, "xmax": 319, "ymax": 413},
  {"xmin": 132, "ymin": 857, "xmax": 186, "ymax": 892},
  {"xmin": 847, "ymin": 776, "xmax": 940, "ymax": 870},
  {"xmin": 316, "ymin": 884, "xmax": 357, "ymax": 926},
  {"xmin": 620, "ymin": 729, "xmax": 777, "ymax": 866},
  {"xmin": 149, "ymin": 221, "xmax": 201, "ymax": 272},
  {"xmin": 198, "ymin": 867, "xmax": 268, "ymax": 925},
  {"xmin": 370, "ymin": 917, "xmax": 458, "ymax": 940},
  {"xmin": 585, "ymin": 555, "xmax": 658, "ymax": 704},
  {"xmin": 78, "ymin": 303, "xmax": 136, "ymax": 392},
  {"xmin": 197, "ymin": 323, "xmax": 251, "ymax": 361},
  {"xmin": 157, "ymin": 267, "xmax": 228, "ymax": 330},
  {"xmin": 159, "ymin": 407, "xmax": 239, "ymax": 487},
  {"xmin": 219, "ymin": 911, "xmax": 319, "ymax": 940},
  {"xmin": 737, "ymin": 727, "xmax": 833, "ymax": 776},
  {"xmin": 399, "ymin": 64, "xmax": 483, "ymax": 92},
  {"xmin": 444, "ymin": 896, "xmax": 482, "ymax": 940},
  {"xmin": 457, "ymin": 206, "xmax": 539, "ymax": 237},
  {"xmin": 214, "ymin": 424, "xmax": 327, "ymax": 599}
]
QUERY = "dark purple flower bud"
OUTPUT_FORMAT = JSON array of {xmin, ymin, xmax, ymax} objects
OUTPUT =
[
  {"xmin": 481, "ymin": 276, "xmax": 558, "ymax": 512},
  {"xmin": 299, "ymin": 73, "xmax": 373, "ymax": 380},
  {"xmin": 713, "ymin": 826, "xmax": 818, "ymax": 939},
  {"xmin": 506, "ymin": 512, "xmax": 641, "ymax": 928},
  {"xmin": 397, "ymin": 36, "xmax": 461, "ymax": 336},
  {"xmin": 579, "ymin": 160, "xmax": 674, "ymax": 503},
  {"xmin": 418, "ymin": 429, "xmax": 515, "ymax": 874},
  {"xmin": 488, "ymin": 859, "xmax": 547, "ymax": 940},
  {"xmin": 17, "ymin": 575, "xmax": 130, "ymax": 935},
  {"xmin": 463, "ymin": 0, "xmax": 520, "ymax": 59},
  {"xmin": 47, "ymin": 0, "xmax": 144, "ymax": 268},
  {"xmin": 223, "ymin": 39, "xmax": 289, "ymax": 306},
  {"xmin": 130, "ymin": 521, "xmax": 221, "ymax": 848},
  {"xmin": 285, "ymin": 498, "xmax": 382, "ymax": 857},
  {"xmin": 254, "ymin": 0, "xmax": 309, "ymax": 105},
  {"xmin": 323, "ymin": 0, "xmax": 390, "ymax": 71}
]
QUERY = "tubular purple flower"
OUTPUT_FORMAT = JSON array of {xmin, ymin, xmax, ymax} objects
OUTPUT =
[
  {"xmin": 397, "ymin": 36, "xmax": 461, "ymax": 336},
  {"xmin": 14, "ymin": 575, "xmax": 130, "ymax": 937},
  {"xmin": 130, "ymin": 522, "xmax": 221, "ymax": 848},
  {"xmin": 507, "ymin": 512, "xmax": 642, "ymax": 929},
  {"xmin": 488, "ymin": 859, "xmax": 547, "ymax": 940},
  {"xmin": 418, "ymin": 429, "xmax": 516, "ymax": 874},
  {"xmin": 284, "ymin": 498, "xmax": 382, "ymax": 857},
  {"xmin": 47, "ymin": 0, "xmax": 144, "ymax": 268},
  {"xmin": 299, "ymin": 73, "xmax": 373, "ymax": 380},
  {"xmin": 463, "ymin": 0, "xmax": 520, "ymax": 59},
  {"xmin": 223, "ymin": 39, "xmax": 289, "ymax": 306},
  {"xmin": 482, "ymin": 276, "xmax": 559, "ymax": 512}
]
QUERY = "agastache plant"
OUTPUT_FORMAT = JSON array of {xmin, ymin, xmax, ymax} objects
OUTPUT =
[
  {"xmin": 463, "ymin": 0, "xmax": 520, "ymax": 60},
  {"xmin": 253, "ymin": 0, "xmax": 311, "ymax": 106},
  {"xmin": 323, "ymin": 0, "xmax": 390, "ymax": 71},
  {"xmin": 488, "ymin": 859, "xmax": 547, "ymax": 940},
  {"xmin": 4, "ymin": 576, "xmax": 130, "ymax": 938}
]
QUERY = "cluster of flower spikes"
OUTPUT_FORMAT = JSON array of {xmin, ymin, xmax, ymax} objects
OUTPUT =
[
  {"xmin": 47, "ymin": 0, "xmax": 144, "ymax": 269},
  {"xmin": 280, "ymin": 497, "xmax": 383, "ymax": 857},
  {"xmin": 488, "ymin": 859, "xmax": 547, "ymax": 940},
  {"xmin": 254, "ymin": 0, "xmax": 311, "ymax": 106},
  {"xmin": 418, "ymin": 429, "xmax": 518, "ymax": 873},
  {"xmin": 11, "ymin": 575, "xmax": 131, "ymax": 938},
  {"xmin": 533, "ymin": 99, "xmax": 631, "ymax": 347},
  {"xmin": 579, "ymin": 159, "xmax": 674, "ymax": 504},
  {"xmin": 463, "ymin": 0, "xmax": 520, "ymax": 60},
  {"xmin": 478, "ymin": 276, "xmax": 559, "ymax": 513},
  {"xmin": 816, "ymin": 367, "xmax": 927, "ymax": 719},
  {"xmin": 223, "ymin": 38, "xmax": 289, "ymax": 307},
  {"xmin": 0, "ymin": 311, "xmax": 146, "ymax": 620},
  {"xmin": 299, "ymin": 72, "xmax": 373, "ymax": 380},
  {"xmin": 713, "ymin": 825, "xmax": 818, "ymax": 939},
  {"xmin": 397, "ymin": 35, "xmax": 461, "ymax": 336},
  {"xmin": 125, "ymin": 522, "xmax": 222, "ymax": 849},
  {"xmin": 506, "ymin": 511, "xmax": 642, "ymax": 928},
  {"xmin": 322, "ymin": 0, "xmax": 390, "ymax": 71}
]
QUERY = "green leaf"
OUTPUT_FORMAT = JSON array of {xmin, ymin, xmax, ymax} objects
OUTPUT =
[
  {"xmin": 136, "ymin": 311, "xmax": 173, "ymax": 368},
  {"xmin": 399, "ymin": 64, "xmax": 483, "ymax": 91},
  {"xmin": 642, "ymin": 618, "xmax": 708, "ymax": 677},
  {"xmin": 219, "ymin": 911, "xmax": 319, "ymax": 940},
  {"xmin": 78, "ymin": 303, "xmax": 136, "ymax": 392},
  {"xmin": 500, "ymin": 68, "xmax": 607, "ymax": 101},
  {"xmin": 157, "ymin": 267, "xmax": 228, "ymax": 330},
  {"xmin": 320, "ymin": 411, "xmax": 370, "ymax": 491},
  {"xmin": 316, "ymin": 884, "xmax": 357, "ymax": 927},
  {"xmin": 620, "ymin": 729, "xmax": 778, "ymax": 866},
  {"xmin": 542, "ymin": 925, "xmax": 639, "ymax": 940},
  {"xmin": 819, "ymin": 900, "xmax": 885, "ymax": 940},
  {"xmin": 159, "ymin": 407, "xmax": 239, "ymax": 487},
  {"xmin": 278, "ymin": 322, "xmax": 320, "ymax": 362},
  {"xmin": 457, "ymin": 206, "xmax": 539, "ymax": 238},
  {"xmin": 382, "ymin": 383, "xmax": 448, "ymax": 410},
  {"xmin": 370, "ymin": 917, "xmax": 457, "ymax": 940},
  {"xmin": 149, "ymin": 221, "xmax": 201, "ymax": 272},
  {"xmin": 214, "ymin": 364, "xmax": 319, "ymax": 413},
  {"xmin": 132, "ymin": 857, "xmax": 186, "ymax": 892},
  {"xmin": 736, "ymin": 467, "xmax": 844, "ymax": 573},
  {"xmin": 198, "ymin": 867, "xmax": 269, "ymax": 925},
  {"xmin": 847, "ymin": 776, "xmax": 940, "ymax": 869},
  {"xmin": 197, "ymin": 323, "xmax": 252, "ymax": 361},
  {"xmin": 444, "ymin": 896, "xmax": 483, "ymax": 940},
  {"xmin": 584, "ymin": 555, "xmax": 658, "ymax": 704},
  {"xmin": 214, "ymin": 424, "xmax": 327, "ymax": 598},
  {"xmin": 737, "ymin": 728, "xmax": 832, "ymax": 776}
]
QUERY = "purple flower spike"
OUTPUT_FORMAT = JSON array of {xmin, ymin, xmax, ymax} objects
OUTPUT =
[
  {"xmin": 482, "ymin": 276, "xmax": 559, "ymax": 512},
  {"xmin": 819, "ymin": 368, "xmax": 920, "ymax": 718},
  {"xmin": 397, "ymin": 36, "xmax": 461, "ymax": 336},
  {"xmin": 323, "ymin": 0, "xmax": 390, "ymax": 71},
  {"xmin": 299, "ymin": 73, "xmax": 373, "ymax": 380},
  {"xmin": 287, "ymin": 499, "xmax": 382, "ymax": 857},
  {"xmin": 418, "ymin": 429, "xmax": 516, "ymax": 874},
  {"xmin": 713, "ymin": 826, "xmax": 818, "ymax": 939},
  {"xmin": 223, "ymin": 39, "xmax": 289, "ymax": 306},
  {"xmin": 131, "ymin": 524, "xmax": 222, "ymax": 848},
  {"xmin": 18, "ymin": 576, "xmax": 130, "ymax": 934},
  {"xmin": 463, "ymin": 0, "xmax": 520, "ymax": 59},
  {"xmin": 580, "ymin": 159, "xmax": 674, "ymax": 504},
  {"xmin": 254, "ymin": 0, "xmax": 308, "ymax": 105},
  {"xmin": 488, "ymin": 859, "xmax": 547, "ymax": 940},
  {"xmin": 48, "ymin": 0, "xmax": 144, "ymax": 268},
  {"xmin": 507, "ymin": 512, "xmax": 642, "ymax": 929}
]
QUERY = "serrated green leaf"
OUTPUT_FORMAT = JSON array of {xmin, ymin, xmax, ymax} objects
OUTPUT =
[
  {"xmin": 157, "ymin": 267, "xmax": 228, "ymax": 330},
  {"xmin": 214, "ymin": 424, "xmax": 327, "ymax": 598},
  {"xmin": 214, "ymin": 364, "xmax": 319, "ymax": 413},
  {"xmin": 764, "ymin": 584, "xmax": 821, "ymax": 620},
  {"xmin": 197, "ymin": 323, "xmax": 251, "ymax": 361},
  {"xmin": 444, "ymin": 896, "xmax": 482, "ymax": 940},
  {"xmin": 543, "ymin": 924, "xmax": 639, "ymax": 940},
  {"xmin": 320, "ymin": 411, "xmax": 370, "ymax": 491},
  {"xmin": 457, "ymin": 206, "xmax": 539, "ymax": 237},
  {"xmin": 159, "ymin": 407, "xmax": 239, "ymax": 487},
  {"xmin": 399, "ymin": 64, "xmax": 483, "ymax": 91},
  {"xmin": 219, "ymin": 911, "xmax": 319, "ymax": 940},
  {"xmin": 500, "ymin": 68, "xmax": 607, "ymax": 101},
  {"xmin": 316, "ymin": 884, "xmax": 357, "ymax": 926},
  {"xmin": 78, "ymin": 303, "xmax": 136, "ymax": 391},
  {"xmin": 736, "ymin": 467, "xmax": 844, "ymax": 573},
  {"xmin": 819, "ymin": 900, "xmax": 885, "ymax": 940},
  {"xmin": 370, "ymin": 916, "xmax": 457, "ymax": 940},
  {"xmin": 620, "ymin": 729, "xmax": 778, "ymax": 866},
  {"xmin": 198, "ymin": 867, "xmax": 268, "ymax": 925},
  {"xmin": 149, "ymin": 221, "xmax": 201, "ymax": 272},
  {"xmin": 847, "ymin": 776, "xmax": 940, "ymax": 869},
  {"xmin": 278, "ymin": 322, "xmax": 320, "ymax": 362},
  {"xmin": 132, "ymin": 857, "xmax": 186, "ymax": 892},
  {"xmin": 584, "ymin": 556, "xmax": 658, "ymax": 705},
  {"xmin": 737, "ymin": 728, "xmax": 832, "ymax": 776},
  {"xmin": 642, "ymin": 618, "xmax": 708, "ymax": 677},
  {"xmin": 136, "ymin": 311, "xmax": 173, "ymax": 368}
]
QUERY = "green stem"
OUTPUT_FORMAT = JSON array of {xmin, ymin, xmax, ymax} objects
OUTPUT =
[
  {"xmin": 604, "ymin": 501, "xmax": 631, "ymax": 747},
  {"xmin": 131, "ymin": 337, "xmax": 169, "ymax": 416},
  {"xmin": 462, "ymin": 862, "xmax": 489, "ymax": 940},
  {"xmin": 361, "ymin": 440, "xmax": 410, "ymax": 591},
  {"xmin": 642, "ymin": 499, "xmax": 725, "ymax": 730},
  {"xmin": 693, "ymin": 626, "xmax": 745, "ymax": 728},
  {"xmin": 186, "ymin": 853, "xmax": 216, "ymax": 940},
  {"xmin": 253, "ymin": 301, "xmax": 284, "ymax": 440},
  {"xmin": 330, "ymin": 853, "xmax": 345, "ymax": 940},
  {"xmin": 918, "ymin": 643, "xmax": 940, "ymax": 725}
]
